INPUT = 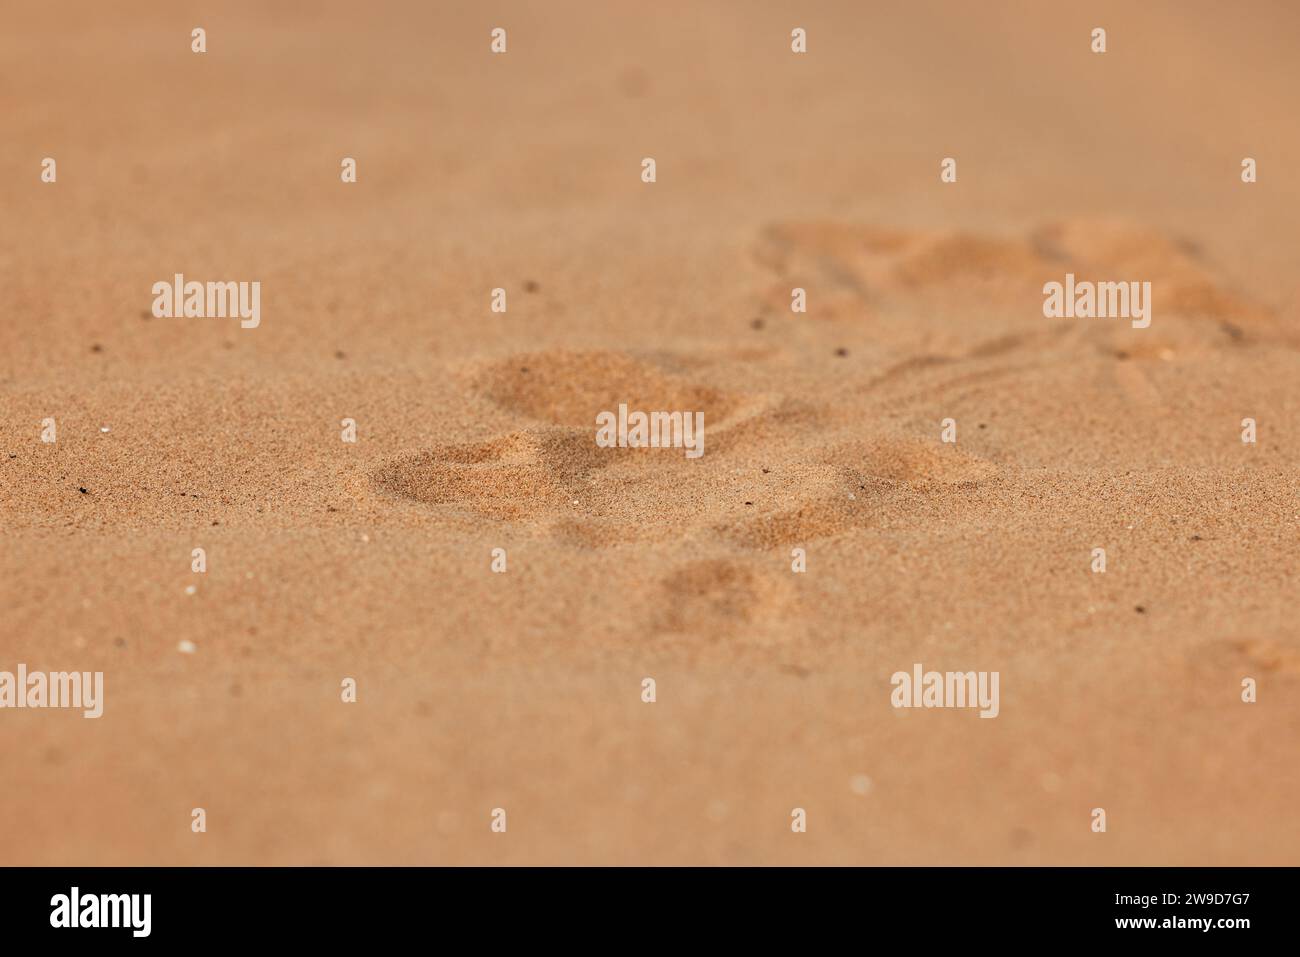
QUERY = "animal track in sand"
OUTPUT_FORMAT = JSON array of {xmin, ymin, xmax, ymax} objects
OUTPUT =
[
  {"xmin": 372, "ymin": 349, "xmax": 992, "ymax": 548},
  {"xmin": 652, "ymin": 558, "xmax": 801, "ymax": 642},
  {"xmin": 370, "ymin": 428, "xmax": 619, "ymax": 521},
  {"xmin": 373, "ymin": 350, "xmax": 762, "ymax": 531},
  {"xmin": 1227, "ymin": 638, "xmax": 1300, "ymax": 677},
  {"xmin": 1188, "ymin": 638, "xmax": 1300, "ymax": 687},
  {"xmin": 467, "ymin": 349, "xmax": 745, "ymax": 428},
  {"xmin": 753, "ymin": 218, "xmax": 1288, "ymax": 355},
  {"xmin": 714, "ymin": 437, "xmax": 998, "ymax": 549}
]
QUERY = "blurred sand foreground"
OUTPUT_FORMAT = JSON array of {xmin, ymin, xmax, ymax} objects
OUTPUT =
[{"xmin": 1, "ymin": 1, "xmax": 1297, "ymax": 864}]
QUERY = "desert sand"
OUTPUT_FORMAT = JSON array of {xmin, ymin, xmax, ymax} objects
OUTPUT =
[{"xmin": 1, "ymin": 0, "xmax": 1297, "ymax": 865}]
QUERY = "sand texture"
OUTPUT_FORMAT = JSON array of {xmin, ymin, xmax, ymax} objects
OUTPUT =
[{"xmin": 1, "ymin": 1, "xmax": 1298, "ymax": 864}]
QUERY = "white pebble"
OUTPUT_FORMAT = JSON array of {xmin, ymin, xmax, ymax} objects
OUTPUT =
[
  {"xmin": 184, "ymin": 585, "xmax": 197, "ymax": 595},
  {"xmin": 177, "ymin": 640, "xmax": 196, "ymax": 654}
]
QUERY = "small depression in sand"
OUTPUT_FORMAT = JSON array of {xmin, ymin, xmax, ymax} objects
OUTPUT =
[
  {"xmin": 713, "ymin": 438, "xmax": 998, "ymax": 549},
  {"xmin": 372, "ymin": 349, "xmax": 768, "ymax": 532},
  {"xmin": 466, "ymin": 349, "xmax": 745, "ymax": 428},
  {"xmin": 832, "ymin": 436, "xmax": 999, "ymax": 487},
  {"xmin": 370, "ymin": 428, "xmax": 620, "ymax": 521},
  {"xmin": 753, "ymin": 218, "xmax": 1290, "ymax": 356},
  {"xmin": 652, "ymin": 558, "xmax": 802, "ymax": 643},
  {"xmin": 376, "ymin": 347, "xmax": 1000, "ymax": 549}
]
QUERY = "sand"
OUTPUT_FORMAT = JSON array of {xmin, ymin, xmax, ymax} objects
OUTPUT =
[{"xmin": 1, "ymin": 0, "xmax": 1297, "ymax": 865}]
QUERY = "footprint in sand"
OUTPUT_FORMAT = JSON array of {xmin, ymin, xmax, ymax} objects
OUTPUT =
[
  {"xmin": 753, "ymin": 218, "xmax": 1288, "ymax": 360},
  {"xmin": 713, "ymin": 436, "xmax": 998, "ymax": 549},
  {"xmin": 651, "ymin": 558, "xmax": 804, "ymax": 644},
  {"xmin": 370, "ymin": 428, "xmax": 620, "ymax": 521},
  {"xmin": 370, "ymin": 349, "xmax": 998, "ymax": 548},
  {"xmin": 1219, "ymin": 638, "xmax": 1300, "ymax": 678},
  {"xmin": 466, "ymin": 349, "xmax": 745, "ymax": 428},
  {"xmin": 372, "ymin": 350, "xmax": 770, "ymax": 541}
]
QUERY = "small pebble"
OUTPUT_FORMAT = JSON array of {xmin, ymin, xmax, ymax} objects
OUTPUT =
[
  {"xmin": 185, "ymin": 585, "xmax": 197, "ymax": 596},
  {"xmin": 177, "ymin": 640, "xmax": 196, "ymax": 654}
]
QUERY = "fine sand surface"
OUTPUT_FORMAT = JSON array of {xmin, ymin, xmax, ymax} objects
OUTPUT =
[{"xmin": 2, "ymin": 1, "xmax": 1298, "ymax": 865}]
